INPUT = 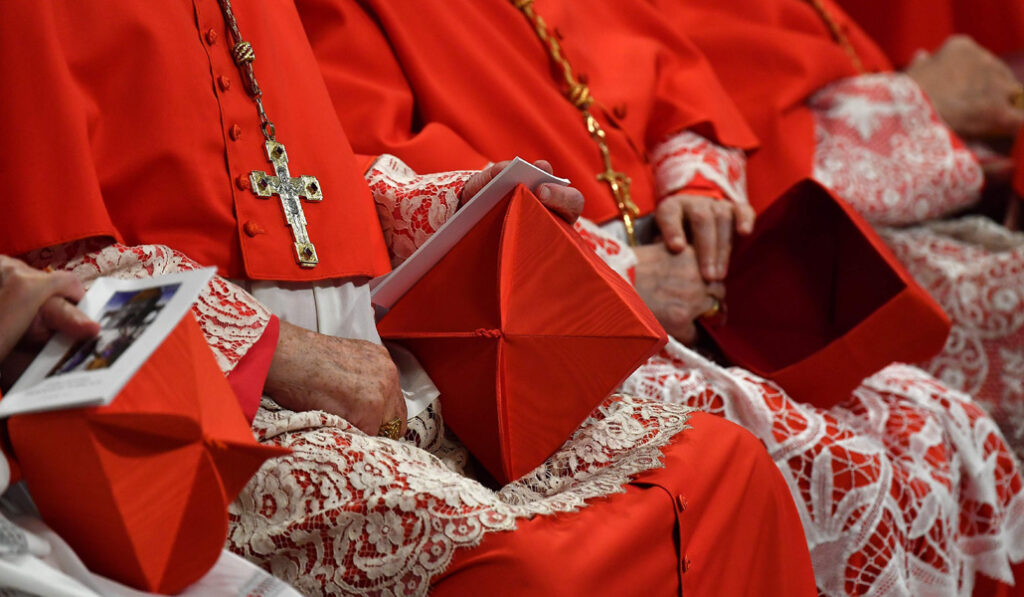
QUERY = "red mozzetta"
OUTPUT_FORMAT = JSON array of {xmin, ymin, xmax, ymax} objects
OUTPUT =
[
  {"xmin": 0, "ymin": 1, "xmax": 389, "ymax": 282},
  {"xmin": 295, "ymin": 0, "xmax": 758, "ymax": 225}
]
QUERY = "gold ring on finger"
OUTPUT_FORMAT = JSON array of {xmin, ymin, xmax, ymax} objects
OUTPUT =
[
  {"xmin": 700, "ymin": 296, "xmax": 722, "ymax": 320},
  {"xmin": 1011, "ymin": 85, "xmax": 1024, "ymax": 110},
  {"xmin": 377, "ymin": 417, "xmax": 403, "ymax": 440}
]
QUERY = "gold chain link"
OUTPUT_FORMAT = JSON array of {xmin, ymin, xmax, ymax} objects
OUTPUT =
[
  {"xmin": 511, "ymin": 0, "xmax": 641, "ymax": 245},
  {"xmin": 804, "ymin": 0, "xmax": 866, "ymax": 74},
  {"xmin": 217, "ymin": 0, "xmax": 277, "ymax": 140}
]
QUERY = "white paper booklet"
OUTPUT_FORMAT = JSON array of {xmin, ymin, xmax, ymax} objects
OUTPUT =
[
  {"xmin": 0, "ymin": 268, "xmax": 216, "ymax": 418},
  {"xmin": 370, "ymin": 157, "xmax": 569, "ymax": 318}
]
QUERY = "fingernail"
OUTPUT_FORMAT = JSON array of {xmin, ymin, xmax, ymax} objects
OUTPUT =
[{"xmin": 538, "ymin": 186, "xmax": 551, "ymax": 200}]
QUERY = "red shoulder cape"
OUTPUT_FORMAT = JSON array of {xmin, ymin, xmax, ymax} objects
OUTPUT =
[
  {"xmin": 296, "ymin": 0, "xmax": 757, "ymax": 225},
  {"xmin": 0, "ymin": 1, "xmax": 389, "ymax": 282}
]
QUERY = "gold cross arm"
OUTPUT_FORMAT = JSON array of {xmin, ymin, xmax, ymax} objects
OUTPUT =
[{"xmin": 249, "ymin": 140, "xmax": 323, "ymax": 267}]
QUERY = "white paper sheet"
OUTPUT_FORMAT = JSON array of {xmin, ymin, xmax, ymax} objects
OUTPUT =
[
  {"xmin": 0, "ymin": 269, "xmax": 216, "ymax": 417},
  {"xmin": 370, "ymin": 158, "xmax": 568, "ymax": 318}
]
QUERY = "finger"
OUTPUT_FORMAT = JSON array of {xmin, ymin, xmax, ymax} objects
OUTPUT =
[
  {"xmin": 536, "ymin": 184, "xmax": 584, "ymax": 223},
  {"xmin": 909, "ymin": 49, "xmax": 931, "ymax": 68},
  {"xmin": 735, "ymin": 203, "xmax": 756, "ymax": 236},
  {"xmin": 654, "ymin": 198, "xmax": 687, "ymax": 253},
  {"xmin": 38, "ymin": 295, "xmax": 100, "ymax": 341},
  {"xmin": 709, "ymin": 204, "xmax": 733, "ymax": 280},
  {"xmin": 532, "ymin": 159, "xmax": 554, "ymax": 174},
  {"xmin": 462, "ymin": 160, "xmax": 512, "ymax": 201},
  {"xmin": 993, "ymin": 104, "xmax": 1024, "ymax": 137},
  {"xmin": 685, "ymin": 203, "xmax": 718, "ymax": 280},
  {"xmin": 706, "ymin": 281, "xmax": 726, "ymax": 300}
]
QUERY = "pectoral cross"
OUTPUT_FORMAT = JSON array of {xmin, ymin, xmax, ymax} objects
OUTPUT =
[
  {"xmin": 249, "ymin": 140, "xmax": 323, "ymax": 268},
  {"xmin": 584, "ymin": 112, "xmax": 640, "ymax": 246}
]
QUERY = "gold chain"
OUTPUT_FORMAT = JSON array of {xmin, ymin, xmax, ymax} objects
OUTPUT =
[
  {"xmin": 216, "ymin": 0, "xmax": 277, "ymax": 140},
  {"xmin": 804, "ymin": 0, "xmax": 866, "ymax": 74},
  {"xmin": 511, "ymin": 0, "xmax": 641, "ymax": 245}
]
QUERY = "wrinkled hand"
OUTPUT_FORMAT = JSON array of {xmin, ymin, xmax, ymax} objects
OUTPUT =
[
  {"xmin": 633, "ymin": 244, "xmax": 724, "ymax": 345},
  {"xmin": 655, "ymin": 193, "xmax": 755, "ymax": 281},
  {"xmin": 462, "ymin": 159, "xmax": 584, "ymax": 223},
  {"xmin": 265, "ymin": 321, "xmax": 407, "ymax": 436},
  {"xmin": 0, "ymin": 256, "xmax": 99, "ymax": 362},
  {"xmin": 905, "ymin": 35, "xmax": 1024, "ymax": 139}
]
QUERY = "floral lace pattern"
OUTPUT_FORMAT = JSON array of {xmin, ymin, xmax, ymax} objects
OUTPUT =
[
  {"xmin": 649, "ymin": 130, "xmax": 748, "ymax": 204},
  {"xmin": 572, "ymin": 218, "xmax": 637, "ymax": 284},
  {"xmin": 811, "ymin": 72, "xmax": 983, "ymax": 226},
  {"xmin": 622, "ymin": 338, "xmax": 1024, "ymax": 597},
  {"xmin": 879, "ymin": 218, "xmax": 1024, "ymax": 463},
  {"xmin": 227, "ymin": 395, "xmax": 693, "ymax": 596},
  {"xmin": 366, "ymin": 154, "xmax": 474, "ymax": 267},
  {"xmin": 19, "ymin": 240, "xmax": 272, "ymax": 374}
]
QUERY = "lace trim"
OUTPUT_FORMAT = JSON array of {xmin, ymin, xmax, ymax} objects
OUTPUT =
[
  {"xmin": 366, "ymin": 154, "xmax": 474, "ymax": 268},
  {"xmin": 572, "ymin": 218, "xmax": 637, "ymax": 285},
  {"xmin": 649, "ymin": 130, "xmax": 748, "ymax": 205},
  {"xmin": 878, "ymin": 218, "xmax": 1024, "ymax": 463},
  {"xmin": 19, "ymin": 241, "xmax": 271, "ymax": 374},
  {"xmin": 622, "ymin": 336, "xmax": 1024, "ymax": 596},
  {"xmin": 227, "ymin": 395, "xmax": 692, "ymax": 596},
  {"xmin": 811, "ymin": 72, "xmax": 983, "ymax": 226}
]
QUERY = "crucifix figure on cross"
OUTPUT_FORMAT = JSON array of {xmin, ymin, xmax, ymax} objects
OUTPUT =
[{"xmin": 249, "ymin": 139, "xmax": 323, "ymax": 268}]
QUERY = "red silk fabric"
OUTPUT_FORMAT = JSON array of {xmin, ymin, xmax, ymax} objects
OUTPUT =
[
  {"xmin": 702, "ymin": 181, "xmax": 951, "ymax": 407},
  {"xmin": 836, "ymin": 0, "xmax": 1024, "ymax": 66},
  {"xmin": 431, "ymin": 413, "xmax": 818, "ymax": 597},
  {"xmin": 0, "ymin": 1, "xmax": 390, "ymax": 282},
  {"xmin": 296, "ymin": 0, "xmax": 758, "ymax": 224},
  {"xmin": 653, "ymin": 0, "xmax": 892, "ymax": 212},
  {"xmin": 7, "ymin": 316, "xmax": 287, "ymax": 593},
  {"xmin": 378, "ymin": 187, "xmax": 666, "ymax": 482}
]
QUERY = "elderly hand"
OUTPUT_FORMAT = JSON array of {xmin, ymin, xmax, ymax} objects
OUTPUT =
[
  {"xmin": 0, "ymin": 256, "xmax": 99, "ymax": 362},
  {"xmin": 462, "ymin": 159, "xmax": 585, "ymax": 223},
  {"xmin": 264, "ymin": 321, "xmax": 407, "ymax": 437},
  {"xmin": 655, "ymin": 193, "xmax": 755, "ymax": 281},
  {"xmin": 906, "ymin": 35, "xmax": 1024, "ymax": 139},
  {"xmin": 633, "ymin": 243, "xmax": 724, "ymax": 345}
]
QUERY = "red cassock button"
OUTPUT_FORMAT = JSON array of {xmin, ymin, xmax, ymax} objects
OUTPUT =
[
  {"xmin": 205, "ymin": 28, "xmax": 218, "ymax": 45},
  {"xmin": 217, "ymin": 76, "xmax": 231, "ymax": 92},
  {"xmin": 243, "ymin": 221, "xmax": 265, "ymax": 237},
  {"xmin": 235, "ymin": 174, "xmax": 250, "ymax": 191},
  {"xmin": 229, "ymin": 124, "xmax": 242, "ymax": 141}
]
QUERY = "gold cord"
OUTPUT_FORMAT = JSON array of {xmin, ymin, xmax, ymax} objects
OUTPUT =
[
  {"xmin": 804, "ymin": 0, "xmax": 866, "ymax": 74},
  {"xmin": 511, "ymin": 0, "xmax": 641, "ymax": 244}
]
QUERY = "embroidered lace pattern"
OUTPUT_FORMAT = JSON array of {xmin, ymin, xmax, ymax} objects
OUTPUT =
[
  {"xmin": 572, "ymin": 218, "xmax": 637, "ymax": 284},
  {"xmin": 811, "ymin": 72, "xmax": 983, "ymax": 226},
  {"xmin": 226, "ymin": 395, "xmax": 692, "ymax": 596},
  {"xmin": 878, "ymin": 218, "xmax": 1024, "ymax": 462},
  {"xmin": 19, "ymin": 240, "xmax": 271, "ymax": 374},
  {"xmin": 808, "ymin": 71, "xmax": 1024, "ymax": 464},
  {"xmin": 572, "ymin": 221, "xmax": 1024, "ymax": 595},
  {"xmin": 649, "ymin": 130, "xmax": 748, "ymax": 204},
  {"xmin": 365, "ymin": 154, "xmax": 474, "ymax": 268},
  {"xmin": 622, "ymin": 339, "xmax": 1024, "ymax": 596}
]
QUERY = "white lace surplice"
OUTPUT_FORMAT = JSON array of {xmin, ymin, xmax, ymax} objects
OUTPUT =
[{"xmin": 811, "ymin": 73, "xmax": 1024, "ymax": 462}]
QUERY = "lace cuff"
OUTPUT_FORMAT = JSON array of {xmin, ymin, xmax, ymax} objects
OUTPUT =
[
  {"xmin": 650, "ymin": 130, "xmax": 748, "ymax": 205},
  {"xmin": 19, "ymin": 240, "xmax": 273, "ymax": 375},
  {"xmin": 810, "ymin": 72, "xmax": 982, "ymax": 226},
  {"xmin": 365, "ymin": 154, "xmax": 475, "ymax": 267},
  {"xmin": 573, "ymin": 218, "xmax": 638, "ymax": 285}
]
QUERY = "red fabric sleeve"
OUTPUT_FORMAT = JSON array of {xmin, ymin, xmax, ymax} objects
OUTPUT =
[{"xmin": 226, "ymin": 315, "xmax": 280, "ymax": 423}]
